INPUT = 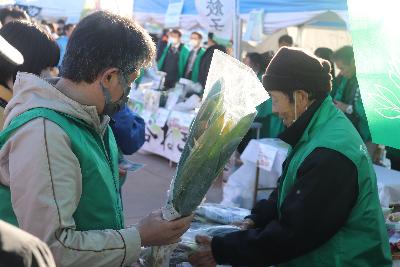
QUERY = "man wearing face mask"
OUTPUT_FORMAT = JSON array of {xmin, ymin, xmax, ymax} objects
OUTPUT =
[
  {"xmin": 0, "ymin": 11, "xmax": 192, "ymax": 267},
  {"xmin": 189, "ymin": 47, "xmax": 391, "ymax": 267},
  {"xmin": 157, "ymin": 29, "xmax": 190, "ymax": 88},
  {"xmin": 184, "ymin": 32, "xmax": 205, "ymax": 83}
]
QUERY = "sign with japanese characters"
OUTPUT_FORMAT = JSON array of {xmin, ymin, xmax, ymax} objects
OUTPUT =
[
  {"xmin": 133, "ymin": 105, "xmax": 195, "ymax": 163},
  {"xmin": 195, "ymin": 0, "xmax": 235, "ymax": 40}
]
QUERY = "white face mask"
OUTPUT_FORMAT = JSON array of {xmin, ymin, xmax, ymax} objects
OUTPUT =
[
  {"xmin": 168, "ymin": 37, "xmax": 179, "ymax": 45},
  {"xmin": 189, "ymin": 39, "xmax": 200, "ymax": 50}
]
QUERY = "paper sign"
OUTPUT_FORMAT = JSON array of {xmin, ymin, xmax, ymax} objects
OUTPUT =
[
  {"xmin": 195, "ymin": 0, "xmax": 235, "ymax": 40},
  {"xmin": 258, "ymin": 143, "xmax": 278, "ymax": 172},
  {"xmin": 164, "ymin": 0, "xmax": 184, "ymax": 28},
  {"xmin": 155, "ymin": 108, "xmax": 170, "ymax": 127},
  {"xmin": 243, "ymin": 9, "xmax": 264, "ymax": 42}
]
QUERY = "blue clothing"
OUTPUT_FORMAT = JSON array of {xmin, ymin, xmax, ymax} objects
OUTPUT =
[
  {"xmin": 110, "ymin": 105, "xmax": 145, "ymax": 155},
  {"xmin": 56, "ymin": 36, "xmax": 69, "ymax": 67}
]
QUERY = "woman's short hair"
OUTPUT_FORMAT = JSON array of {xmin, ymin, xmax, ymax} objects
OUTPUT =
[{"xmin": 0, "ymin": 20, "xmax": 59, "ymax": 81}]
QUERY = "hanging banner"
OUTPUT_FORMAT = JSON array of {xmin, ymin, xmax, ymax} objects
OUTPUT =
[
  {"xmin": 195, "ymin": 0, "xmax": 234, "ymax": 40},
  {"xmin": 15, "ymin": 4, "xmax": 42, "ymax": 17},
  {"xmin": 164, "ymin": 0, "xmax": 184, "ymax": 28},
  {"xmin": 243, "ymin": 9, "xmax": 264, "ymax": 42},
  {"xmin": 347, "ymin": 0, "xmax": 400, "ymax": 149}
]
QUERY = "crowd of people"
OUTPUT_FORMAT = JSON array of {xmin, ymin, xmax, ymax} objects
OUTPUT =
[{"xmin": 0, "ymin": 4, "xmax": 398, "ymax": 267}]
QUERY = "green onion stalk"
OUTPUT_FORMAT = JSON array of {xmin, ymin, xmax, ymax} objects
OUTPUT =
[{"xmin": 147, "ymin": 51, "xmax": 268, "ymax": 267}]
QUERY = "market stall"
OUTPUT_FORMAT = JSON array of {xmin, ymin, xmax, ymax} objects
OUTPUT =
[
  {"xmin": 133, "ymin": 0, "xmax": 350, "ymax": 55},
  {"xmin": 223, "ymin": 138, "xmax": 400, "ymax": 210}
]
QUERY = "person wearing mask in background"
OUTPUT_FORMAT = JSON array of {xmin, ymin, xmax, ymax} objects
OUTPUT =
[
  {"xmin": 56, "ymin": 19, "xmax": 65, "ymax": 36},
  {"xmin": 237, "ymin": 52, "xmax": 285, "ymax": 154},
  {"xmin": 189, "ymin": 47, "xmax": 391, "ymax": 267},
  {"xmin": 157, "ymin": 29, "xmax": 190, "ymax": 89},
  {"xmin": 0, "ymin": 11, "xmax": 192, "ymax": 267},
  {"xmin": 329, "ymin": 45, "xmax": 400, "ymax": 171},
  {"xmin": 46, "ymin": 21, "xmax": 60, "ymax": 40},
  {"xmin": 332, "ymin": 46, "xmax": 373, "ymax": 151},
  {"xmin": 156, "ymin": 29, "xmax": 169, "ymax": 61},
  {"xmin": 278, "ymin": 34, "xmax": 293, "ymax": 48},
  {"xmin": 184, "ymin": 31, "xmax": 205, "ymax": 84},
  {"xmin": 0, "ymin": 6, "xmax": 29, "ymax": 26},
  {"xmin": 0, "ymin": 33, "xmax": 56, "ymax": 267},
  {"xmin": 197, "ymin": 32, "xmax": 226, "ymax": 89},
  {"xmin": 0, "ymin": 20, "xmax": 60, "ymax": 127},
  {"xmin": 314, "ymin": 47, "xmax": 335, "ymax": 80},
  {"xmin": 56, "ymin": 23, "xmax": 75, "ymax": 67}
]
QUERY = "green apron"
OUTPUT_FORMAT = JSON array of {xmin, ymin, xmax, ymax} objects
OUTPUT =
[
  {"xmin": 157, "ymin": 44, "xmax": 190, "ymax": 80},
  {"xmin": 277, "ymin": 96, "xmax": 391, "ymax": 266},
  {"xmin": 255, "ymin": 98, "xmax": 285, "ymax": 138},
  {"xmin": 332, "ymin": 75, "xmax": 372, "ymax": 142},
  {"xmin": 190, "ymin": 48, "xmax": 205, "ymax": 83},
  {"xmin": 0, "ymin": 108, "xmax": 124, "ymax": 231}
]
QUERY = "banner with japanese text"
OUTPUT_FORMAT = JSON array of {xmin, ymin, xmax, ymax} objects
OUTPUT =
[{"xmin": 195, "ymin": 0, "xmax": 234, "ymax": 40}]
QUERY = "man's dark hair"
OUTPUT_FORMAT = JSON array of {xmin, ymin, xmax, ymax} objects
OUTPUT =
[
  {"xmin": 60, "ymin": 11, "xmax": 156, "ymax": 83},
  {"xmin": 191, "ymin": 31, "xmax": 202, "ymax": 39},
  {"xmin": 246, "ymin": 52, "xmax": 263, "ymax": 70},
  {"xmin": 278, "ymin": 34, "xmax": 293, "ymax": 46},
  {"xmin": 207, "ymin": 32, "xmax": 216, "ymax": 45},
  {"xmin": 315, "ymin": 47, "xmax": 335, "ymax": 78},
  {"xmin": 0, "ymin": 6, "xmax": 29, "ymax": 25},
  {"xmin": 0, "ymin": 56, "xmax": 16, "ymax": 89},
  {"xmin": 170, "ymin": 29, "xmax": 182, "ymax": 38},
  {"xmin": 64, "ymin": 23, "xmax": 74, "ymax": 32},
  {"xmin": 57, "ymin": 19, "xmax": 65, "ymax": 25},
  {"xmin": 0, "ymin": 20, "xmax": 59, "ymax": 82},
  {"xmin": 332, "ymin": 45, "xmax": 354, "ymax": 65}
]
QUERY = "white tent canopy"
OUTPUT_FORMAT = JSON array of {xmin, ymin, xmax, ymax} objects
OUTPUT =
[
  {"xmin": 133, "ymin": 0, "xmax": 349, "ymax": 33},
  {"xmin": 133, "ymin": 0, "xmax": 351, "ymax": 54}
]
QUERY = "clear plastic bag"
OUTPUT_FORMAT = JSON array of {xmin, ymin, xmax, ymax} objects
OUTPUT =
[{"xmin": 149, "ymin": 50, "xmax": 269, "ymax": 267}]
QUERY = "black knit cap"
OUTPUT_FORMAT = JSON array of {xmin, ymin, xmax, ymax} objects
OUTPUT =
[{"xmin": 262, "ymin": 47, "xmax": 332, "ymax": 100}]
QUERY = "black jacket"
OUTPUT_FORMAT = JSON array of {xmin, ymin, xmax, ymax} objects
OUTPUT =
[
  {"xmin": 211, "ymin": 98, "xmax": 359, "ymax": 266},
  {"xmin": 198, "ymin": 44, "xmax": 227, "ymax": 88}
]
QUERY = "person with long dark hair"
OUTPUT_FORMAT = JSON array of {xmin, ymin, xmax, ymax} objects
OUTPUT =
[{"xmin": 0, "ymin": 20, "xmax": 60, "ymax": 128}]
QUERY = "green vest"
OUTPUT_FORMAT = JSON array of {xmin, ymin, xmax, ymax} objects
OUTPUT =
[
  {"xmin": 157, "ymin": 44, "xmax": 190, "ymax": 80},
  {"xmin": 255, "ymin": 98, "xmax": 285, "ymax": 138},
  {"xmin": 0, "ymin": 108, "xmax": 124, "ymax": 231},
  {"xmin": 190, "ymin": 48, "xmax": 205, "ymax": 83},
  {"xmin": 277, "ymin": 96, "xmax": 391, "ymax": 267},
  {"xmin": 332, "ymin": 76, "xmax": 371, "ymax": 142}
]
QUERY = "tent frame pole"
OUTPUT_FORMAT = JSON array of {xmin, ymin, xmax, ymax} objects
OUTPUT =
[{"xmin": 233, "ymin": 0, "xmax": 241, "ymax": 59}]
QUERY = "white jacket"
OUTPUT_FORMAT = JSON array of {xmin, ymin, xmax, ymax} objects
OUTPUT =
[{"xmin": 0, "ymin": 73, "xmax": 141, "ymax": 267}]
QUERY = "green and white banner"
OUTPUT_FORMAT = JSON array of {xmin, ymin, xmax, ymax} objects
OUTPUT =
[{"xmin": 347, "ymin": 0, "xmax": 400, "ymax": 149}]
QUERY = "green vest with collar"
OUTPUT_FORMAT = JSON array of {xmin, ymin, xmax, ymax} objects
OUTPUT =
[
  {"xmin": 277, "ymin": 96, "xmax": 391, "ymax": 267},
  {"xmin": 157, "ymin": 44, "xmax": 190, "ymax": 79},
  {"xmin": 0, "ymin": 108, "xmax": 124, "ymax": 231},
  {"xmin": 190, "ymin": 47, "xmax": 205, "ymax": 83}
]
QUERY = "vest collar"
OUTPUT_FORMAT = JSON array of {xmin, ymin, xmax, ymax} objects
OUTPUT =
[{"xmin": 279, "ymin": 96, "xmax": 326, "ymax": 147}]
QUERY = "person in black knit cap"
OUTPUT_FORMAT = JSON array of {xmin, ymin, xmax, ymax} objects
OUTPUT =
[{"xmin": 189, "ymin": 47, "xmax": 391, "ymax": 267}]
